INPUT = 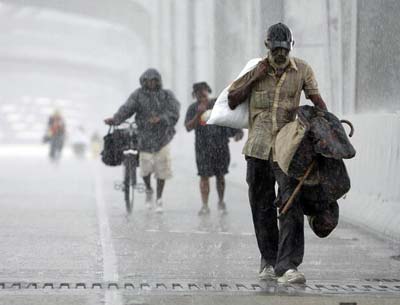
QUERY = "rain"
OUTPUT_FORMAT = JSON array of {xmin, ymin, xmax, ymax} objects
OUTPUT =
[{"xmin": 0, "ymin": 0, "xmax": 399, "ymax": 304}]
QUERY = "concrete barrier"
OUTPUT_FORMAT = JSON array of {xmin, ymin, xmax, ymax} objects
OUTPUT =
[{"xmin": 340, "ymin": 113, "xmax": 400, "ymax": 240}]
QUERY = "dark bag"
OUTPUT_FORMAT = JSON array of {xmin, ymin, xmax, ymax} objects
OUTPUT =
[
  {"xmin": 283, "ymin": 106, "xmax": 355, "ymax": 200},
  {"xmin": 101, "ymin": 127, "xmax": 127, "ymax": 166}
]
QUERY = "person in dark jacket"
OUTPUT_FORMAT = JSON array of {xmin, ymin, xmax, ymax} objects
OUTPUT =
[
  {"xmin": 185, "ymin": 82, "xmax": 243, "ymax": 215},
  {"xmin": 105, "ymin": 68, "xmax": 180, "ymax": 213}
]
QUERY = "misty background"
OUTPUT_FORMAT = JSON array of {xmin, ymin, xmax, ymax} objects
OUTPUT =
[{"xmin": 0, "ymin": 0, "xmax": 398, "ymax": 238}]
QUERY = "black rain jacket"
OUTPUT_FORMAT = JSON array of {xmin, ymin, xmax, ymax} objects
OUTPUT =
[{"xmin": 113, "ymin": 69, "xmax": 180, "ymax": 153}]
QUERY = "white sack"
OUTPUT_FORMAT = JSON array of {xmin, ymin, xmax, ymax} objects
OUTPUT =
[{"xmin": 207, "ymin": 58, "xmax": 262, "ymax": 129}]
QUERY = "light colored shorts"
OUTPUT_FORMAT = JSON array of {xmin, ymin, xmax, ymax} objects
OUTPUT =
[{"xmin": 139, "ymin": 144, "xmax": 172, "ymax": 180}]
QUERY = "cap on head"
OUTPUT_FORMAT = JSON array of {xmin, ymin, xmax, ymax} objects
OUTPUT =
[{"xmin": 265, "ymin": 22, "xmax": 295, "ymax": 51}]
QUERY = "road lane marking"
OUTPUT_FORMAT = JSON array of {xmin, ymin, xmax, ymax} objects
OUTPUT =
[
  {"xmin": 169, "ymin": 229, "xmax": 185, "ymax": 233},
  {"xmin": 93, "ymin": 165, "xmax": 123, "ymax": 305},
  {"xmin": 146, "ymin": 229, "xmax": 160, "ymax": 232},
  {"xmin": 240, "ymin": 232, "xmax": 255, "ymax": 236},
  {"xmin": 94, "ymin": 172, "xmax": 119, "ymax": 281},
  {"xmin": 219, "ymin": 231, "xmax": 234, "ymax": 235},
  {"xmin": 144, "ymin": 229, "xmax": 254, "ymax": 236},
  {"xmin": 193, "ymin": 230, "xmax": 210, "ymax": 234}
]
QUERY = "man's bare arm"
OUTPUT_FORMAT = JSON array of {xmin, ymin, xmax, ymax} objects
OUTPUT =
[
  {"xmin": 227, "ymin": 60, "xmax": 268, "ymax": 110},
  {"xmin": 228, "ymin": 82, "xmax": 254, "ymax": 110},
  {"xmin": 309, "ymin": 94, "xmax": 328, "ymax": 111}
]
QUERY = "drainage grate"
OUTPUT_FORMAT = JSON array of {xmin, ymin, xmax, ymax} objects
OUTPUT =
[
  {"xmin": 0, "ymin": 281, "xmax": 399, "ymax": 295},
  {"xmin": 365, "ymin": 278, "xmax": 400, "ymax": 282},
  {"xmin": 0, "ymin": 282, "xmax": 257, "ymax": 291}
]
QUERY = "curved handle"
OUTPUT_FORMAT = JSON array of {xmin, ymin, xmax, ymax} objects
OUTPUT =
[{"xmin": 340, "ymin": 119, "xmax": 354, "ymax": 137}]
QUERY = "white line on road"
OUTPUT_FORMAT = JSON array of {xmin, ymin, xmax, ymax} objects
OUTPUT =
[
  {"xmin": 219, "ymin": 231, "xmax": 233, "ymax": 235},
  {"xmin": 168, "ymin": 229, "xmax": 185, "ymax": 233},
  {"xmin": 240, "ymin": 232, "xmax": 255, "ymax": 236},
  {"xmin": 192, "ymin": 230, "xmax": 210, "ymax": 234},
  {"xmin": 94, "ymin": 170, "xmax": 119, "ymax": 282},
  {"xmin": 145, "ymin": 228, "xmax": 254, "ymax": 236},
  {"xmin": 93, "ymin": 164, "xmax": 123, "ymax": 305}
]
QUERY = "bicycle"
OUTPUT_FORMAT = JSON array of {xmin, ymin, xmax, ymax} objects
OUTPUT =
[{"xmin": 112, "ymin": 121, "xmax": 143, "ymax": 213}]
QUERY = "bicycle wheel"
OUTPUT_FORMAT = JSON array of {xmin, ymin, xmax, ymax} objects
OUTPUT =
[{"xmin": 124, "ymin": 159, "xmax": 133, "ymax": 214}]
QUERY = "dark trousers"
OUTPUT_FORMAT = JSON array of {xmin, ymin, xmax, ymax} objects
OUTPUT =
[
  {"xmin": 246, "ymin": 156, "xmax": 304, "ymax": 276},
  {"xmin": 49, "ymin": 136, "xmax": 64, "ymax": 161}
]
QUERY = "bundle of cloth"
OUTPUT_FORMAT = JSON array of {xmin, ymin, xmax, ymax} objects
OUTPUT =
[{"xmin": 275, "ymin": 105, "xmax": 356, "ymax": 237}]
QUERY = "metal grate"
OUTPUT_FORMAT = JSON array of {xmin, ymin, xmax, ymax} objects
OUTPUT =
[
  {"xmin": 0, "ymin": 281, "xmax": 399, "ymax": 295},
  {"xmin": 365, "ymin": 278, "xmax": 400, "ymax": 282}
]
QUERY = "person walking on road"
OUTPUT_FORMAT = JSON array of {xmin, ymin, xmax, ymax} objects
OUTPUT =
[
  {"xmin": 105, "ymin": 68, "xmax": 180, "ymax": 213},
  {"xmin": 44, "ymin": 110, "xmax": 66, "ymax": 162},
  {"xmin": 227, "ymin": 23, "xmax": 328, "ymax": 284},
  {"xmin": 185, "ymin": 82, "xmax": 243, "ymax": 216}
]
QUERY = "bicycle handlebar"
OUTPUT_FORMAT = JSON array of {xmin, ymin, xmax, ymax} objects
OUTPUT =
[
  {"xmin": 105, "ymin": 120, "xmax": 136, "ymax": 129},
  {"xmin": 116, "ymin": 121, "xmax": 136, "ymax": 128}
]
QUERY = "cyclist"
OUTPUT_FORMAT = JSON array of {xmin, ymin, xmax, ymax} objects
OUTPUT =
[{"xmin": 105, "ymin": 68, "xmax": 180, "ymax": 213}]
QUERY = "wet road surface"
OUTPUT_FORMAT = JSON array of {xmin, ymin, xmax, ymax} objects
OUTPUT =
[{"xmin": 0, "ymin": 139, "xmax": 399, "ymax": 304}]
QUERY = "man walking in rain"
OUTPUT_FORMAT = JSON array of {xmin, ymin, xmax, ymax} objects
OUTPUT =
[
  {"xmin": 185, "ymin": 82, "xmax": 243, "ymax": 215},
  {"xmin": 227, "ymin": 23, "xmax": 328, "ymax": 284},
  {"xmin": 105, "ymin": 68, "xmax": 180, "ymax": 213}
]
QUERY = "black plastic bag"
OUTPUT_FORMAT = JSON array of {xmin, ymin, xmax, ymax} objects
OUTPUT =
[{"xmin": 101, "ymin": 127, "xmax": 127, "ymax": 166}]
